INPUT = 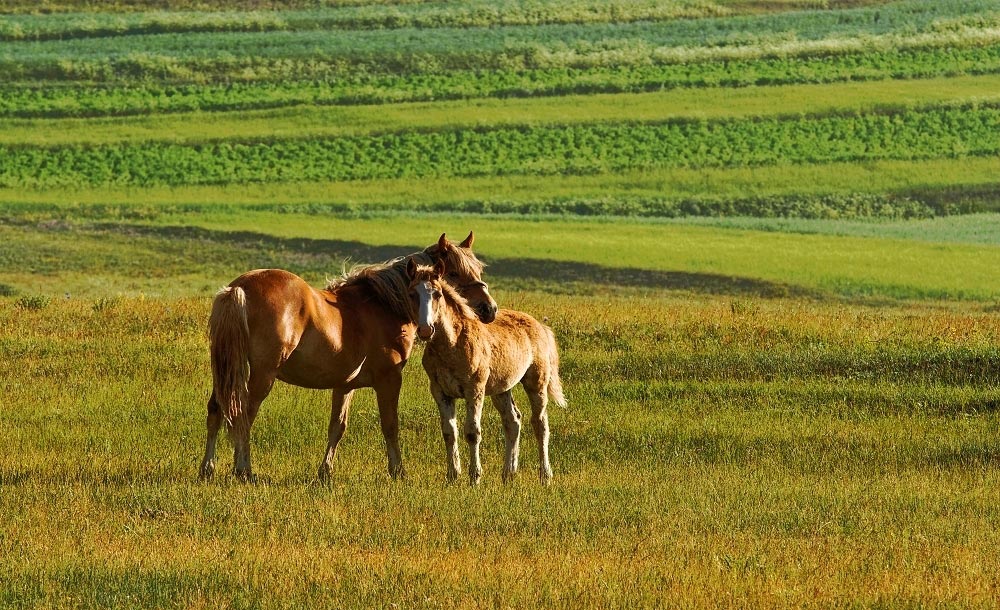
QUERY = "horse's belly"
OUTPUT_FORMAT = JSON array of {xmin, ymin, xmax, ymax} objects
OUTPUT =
[{"xmin": 278, "ymin": 350, "xmax": 368, "ymax": 390}]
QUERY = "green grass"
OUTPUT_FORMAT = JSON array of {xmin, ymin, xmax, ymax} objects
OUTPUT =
[
  {"xmin": 4, "ymin": 105, "xmax": 999, "ymax": 188},
  {"xmin": 6, "ymin": 74, "xmax": 1000, "ymax": 147},
  {"xmin": 2, "ymin": 210, "xmax": 999, "ymax": 301},
  {"xmin": 3, "ymin": 289, "xmax": 1000, "ymax": 607},
  {"xmin": 4, "ymin": 156, "xmax": 999, "ymax": 215}
]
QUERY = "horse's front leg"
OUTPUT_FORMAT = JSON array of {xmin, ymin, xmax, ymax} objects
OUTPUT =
[
  {"xmin": 431, "ymin": 382, "xmax": 461, "ymax": 482},
  {"xmin": 464, "ymin": 389, "xmax": 486, "ymax": 486},
  {"xmin": 374, "ymin": 372, "xmax": 405, "ymax": 480},
  {"xmin": 318, "ymin": 389, "xmax": 353, "ymax": 483}
]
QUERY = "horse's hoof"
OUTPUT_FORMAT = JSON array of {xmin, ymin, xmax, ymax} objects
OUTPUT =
[
  {"xmin": 198, "ymin": 462, "xmax": 215, "ymax": 481},
  {"xmin": 233, "ymin": 470, "xmax": 257, "ymax": 484}
]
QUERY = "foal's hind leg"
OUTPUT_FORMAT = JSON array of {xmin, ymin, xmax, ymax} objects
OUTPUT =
[
  {"xmin": 491, "ymin": 391, "xmax": 522, "ymax": 482},
  {"xmin": 199, "ymin": 393, "xmax": 224, "ymax": 480},
  {"xmin": 318, "ymin": 389, "xmax": 353, "ymax": 483},
  {"xmin": 431, "ymin": 382, "xmax": 462, "ymax": 482},
  {"xmin": 524, "ymin": 381, "xmax": 553, "ymax": 485}
]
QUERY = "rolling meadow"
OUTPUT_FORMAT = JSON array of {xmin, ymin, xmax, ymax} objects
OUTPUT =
[{"xmin": 2, "ymin": 0, "xmax": 1000, "ymax": 607}]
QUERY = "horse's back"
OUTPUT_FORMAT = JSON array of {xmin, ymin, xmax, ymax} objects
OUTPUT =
[
  {"xmin": 482, "ymin": 309, "xmax": 557, "ymax": 390},
  {"xmin": 227, "ymin": 269, "xmax": 320, "ymax": 364}
]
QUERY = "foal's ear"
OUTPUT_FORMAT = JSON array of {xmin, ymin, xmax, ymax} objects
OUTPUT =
[
  {"xmin": 434, "ymin": 257, "xmax": 447, "ymax": 278},
  {"xmin": 438, "ymin": 233, "xmax": 452, "ymax": 253},
  {"xmin": 459, "ymin": 231, "xmax": 474, "ymax": 249},
  {"xmin": 406, "ymin": 257, "xmax": 418, "ymax": 278}
]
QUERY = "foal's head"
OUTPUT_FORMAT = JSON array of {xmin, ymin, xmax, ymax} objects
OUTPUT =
[
  {"xmin": 425, "ymin": 232, "xmax": 498, "ymax": 324},
  {"xmin": 406, "ymin": 258, "xmax": 474, "ymax": 341}
]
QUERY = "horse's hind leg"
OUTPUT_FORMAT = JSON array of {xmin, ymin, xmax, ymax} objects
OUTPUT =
[
  {"xmin": 431, "ymin": 382, "xmax": 461, "ymax": 482},
  {"xmin": 491, "ymin": 391, "xmax": 522, "ymax": 482},
  {"xmin": 231, "ymin": 371, "xmax": 275, "ymax": 482},
  {"xmin": 525, "ymin": 383, "xmax": 553, "ymax": 485},
  {"xmin": 199, "ymin": 393, "xmax": 224, "ymax": 480},
  {"xmin": 318, "ymin": 389, "xmax": 353, "ymax": 483}
]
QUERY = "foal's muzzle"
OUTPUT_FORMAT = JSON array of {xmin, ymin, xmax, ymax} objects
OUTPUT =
[{"xmin": 417, "ymin": 324, "xmax": 435, "ymax": 341}]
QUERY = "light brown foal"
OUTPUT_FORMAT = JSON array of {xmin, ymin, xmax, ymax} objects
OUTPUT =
[{"xmin": 408, "ymin": 259, "xmax": 565, "ymax": 485}]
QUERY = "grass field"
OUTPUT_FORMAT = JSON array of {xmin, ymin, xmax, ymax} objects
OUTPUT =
[{"xmin": 3, "ymin": 0, "xmax": 1000, "ymax": 607}]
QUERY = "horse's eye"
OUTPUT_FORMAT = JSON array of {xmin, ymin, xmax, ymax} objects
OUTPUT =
[{"xmin": 432, "ymin": 290, "xmax": 442, "ymax": 299}]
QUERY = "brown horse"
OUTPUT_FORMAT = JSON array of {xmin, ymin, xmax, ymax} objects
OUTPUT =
[
  {"xmin": 407, "ymin": 259, "xmax": 565, "ymax": 485},
  {"xmin": 200, "ymin": 232, "xmax": 498, "ymax": 482}
]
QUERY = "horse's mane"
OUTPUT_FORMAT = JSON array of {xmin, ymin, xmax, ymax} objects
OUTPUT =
[
  {"xmin": 326, "ymin": 241, "xmax": 485, "ymax": 322},
  {"xmin": 438, "ymin": 277, "xmax": 478, "ymax": 322}
]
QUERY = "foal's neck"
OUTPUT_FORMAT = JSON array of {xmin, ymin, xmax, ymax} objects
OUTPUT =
[{"xmin": 432, "ymin": 291, "xmax": 472, "ymax": 348}]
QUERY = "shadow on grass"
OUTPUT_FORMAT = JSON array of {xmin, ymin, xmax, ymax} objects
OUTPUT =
[{"xmin": 98, "ymin": 223, "xmax": 818, "ymax": 298}]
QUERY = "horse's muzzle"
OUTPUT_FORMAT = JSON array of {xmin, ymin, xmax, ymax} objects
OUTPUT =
[
  {"xmin": 417, "ymin": 325, "xmax": 435, "ymax": 341},
  {"xmin": 477, "ymin": 304, "xmax": 498, "ymax": 324}
]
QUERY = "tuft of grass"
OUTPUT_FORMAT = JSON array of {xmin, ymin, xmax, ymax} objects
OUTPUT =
[{"xmin": 14, "ymin": 294, "xmax": 51, "ymax": 310}]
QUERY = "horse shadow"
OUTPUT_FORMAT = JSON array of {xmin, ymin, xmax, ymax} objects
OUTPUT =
[{"xmin": 98, "ymin": 222, "xmax": 816, "ymax": 298}]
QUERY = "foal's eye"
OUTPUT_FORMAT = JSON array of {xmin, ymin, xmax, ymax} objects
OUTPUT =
[{"xmin": 432, "ymin": 290, "xmax": 442, "ymax": 299}]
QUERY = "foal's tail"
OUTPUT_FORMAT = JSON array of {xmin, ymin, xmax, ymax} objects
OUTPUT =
[
  {"xmin": 209, "ymin": 286, "xmax": 250, "ymax": 430},
  {"xmin": 545, "ymin": 326, "xmax": 567, "ymax": 408}
]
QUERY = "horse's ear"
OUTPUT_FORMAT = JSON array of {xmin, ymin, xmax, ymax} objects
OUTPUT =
[
  {"xmin": 459, "ymin": 231, "xmax": 474, "ymax": 249},
  {"xmin": 406, "ymin": 257, "xmax": 418, "ymax": 278},
  {"xmin": 438, "ymin": 233, "xmax": 451, "ymax": 253},
  {"xmin": 434, "ymin": 257, "xmax": 447, "ymax": 278}
]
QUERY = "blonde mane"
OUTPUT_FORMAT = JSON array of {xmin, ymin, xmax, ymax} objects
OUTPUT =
[{"xmin": 326, "ymin": 242, "xmax": 486, "ymax": 322}]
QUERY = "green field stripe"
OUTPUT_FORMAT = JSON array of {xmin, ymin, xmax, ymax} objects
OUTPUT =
[
  {"xmin": 0, "ymin": 2, "xmax": 751, "ymax": 42},
  {"xmin": 6, "ymin": 75, "xmax": 1000, "ymax": 147},
  {"xmin": 2, "ymin": 2, "xmax": 997, "ymax": 83},
  {"xmin": 6, "ymin": 42, "xmax": 1000, "ymax": 118},
  {"xmin": 3, "ymin": 157, "xmax": 998, "ymax": 210},
  {"xmin": 1, "ymin": 105, "xmax": 998, "ymax": 187},
  {"xmin": 137, "ymin": 210, "xmax": 1000, "ymax": 301},
  {"xmin": 0, "ymin": 1, "xmax": 899, "ymax": 40},
  {"xmin": 0, "ymin": 0, "xmax": 976, "ymax": 49}
]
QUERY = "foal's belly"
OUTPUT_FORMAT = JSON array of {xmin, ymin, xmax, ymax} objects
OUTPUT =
[{"xmin": 431, "ymin": 360, "xmax": 528, "ymax": 400}]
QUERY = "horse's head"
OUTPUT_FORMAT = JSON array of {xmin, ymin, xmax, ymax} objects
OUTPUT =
[
  {"xmin": 406, "ymin": 258, "xmax": 448, "ymax": 341},
  {"xmin": 425, "ymin": 232, "xmax": 498, "ymax": 324}
]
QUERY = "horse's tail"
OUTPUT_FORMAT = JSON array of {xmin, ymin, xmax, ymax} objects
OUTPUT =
[
  {"xmin": 209, "ymin": 286, "xmax": 250, "ymax": 430},
  {"xmin": 544, "ymin": 326, "xmax": 567, "ymax": 408}
]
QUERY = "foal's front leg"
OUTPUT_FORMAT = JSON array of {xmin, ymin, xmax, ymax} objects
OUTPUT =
[
  {"xmin": 431, "ymin": 382, "xmax": 461, "ymax": 482},
  {"xmin": 464, "ymin": 389, "xmax": 486, "ymax": 486}
]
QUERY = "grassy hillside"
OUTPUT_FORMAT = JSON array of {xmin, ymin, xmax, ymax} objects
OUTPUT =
[{"xmin": 3, "ymin": 0, "xmax": 1000, "ymax": 608}]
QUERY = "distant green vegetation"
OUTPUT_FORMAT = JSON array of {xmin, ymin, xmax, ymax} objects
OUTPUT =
[
  {"xmin": 2, "ymin": 105, "xmax": 998, "ymax": 190},
  {"xmin": 6, "ymin": 75, "xmax": 1000, "ymax": 146}
]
